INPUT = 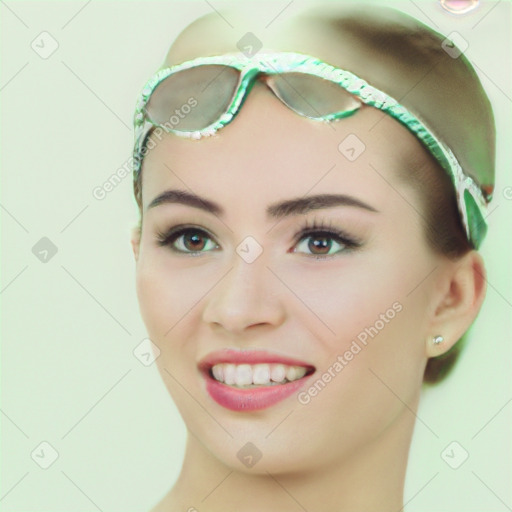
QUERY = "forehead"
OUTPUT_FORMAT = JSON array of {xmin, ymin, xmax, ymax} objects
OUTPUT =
[{"xmin": 140, "ymin": 78, "xmax": 428, "ymax": 215}]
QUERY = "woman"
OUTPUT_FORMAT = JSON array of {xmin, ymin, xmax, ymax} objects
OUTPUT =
[{"xmin": 130, "ymin": 3, "xmax": 495, "ymax": 511}]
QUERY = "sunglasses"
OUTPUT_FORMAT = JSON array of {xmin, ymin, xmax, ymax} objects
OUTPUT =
[{"xmin": 132, "ymin": 51, "xmax": 490, "ymax": 249}]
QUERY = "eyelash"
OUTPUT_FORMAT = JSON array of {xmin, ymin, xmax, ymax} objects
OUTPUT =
[{"xmin": 155, "ymin": 217, "xmax": 362, "ymax": 259}]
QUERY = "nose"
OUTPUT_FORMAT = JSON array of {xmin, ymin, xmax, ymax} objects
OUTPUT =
[{"xmin": 201, "ymin": 252, "xmax": 286, "ymax": 335}]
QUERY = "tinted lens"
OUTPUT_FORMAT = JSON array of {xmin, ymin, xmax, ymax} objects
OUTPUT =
[
  {"xmin": 266, "ymin": 72, "xmax": 361, "ymax": 119},
  {"xmin": 145, "ymin": 65, "xmax": 241, "ymax": 131}
]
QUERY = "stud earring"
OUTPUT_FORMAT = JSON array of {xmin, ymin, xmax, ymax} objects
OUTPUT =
[{"xmin": 432, "ymin": 335, "xmax": 444, "ymax": 345}]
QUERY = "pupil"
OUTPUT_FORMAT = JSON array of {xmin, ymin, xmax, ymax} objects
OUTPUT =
[
  {"xmin": 185, "ymin": 233, "xmax": 205, "ymax": 251},
  {"xmin": 309, "ymin": 237, "xmax": 330, "ymax": 254}
]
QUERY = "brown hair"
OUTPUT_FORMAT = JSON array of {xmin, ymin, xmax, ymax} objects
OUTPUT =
[{"xmin": 394, "ymin": 143, "xmax": 473, "ymax": 383}]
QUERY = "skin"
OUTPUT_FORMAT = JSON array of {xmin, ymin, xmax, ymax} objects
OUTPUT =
[{"xmin": 130, "ymin": 7, "xmax": 487, "ymax": 512}]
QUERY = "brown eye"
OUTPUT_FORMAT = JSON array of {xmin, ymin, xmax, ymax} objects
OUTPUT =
[
  {"xmin": 157, "ymin": 227, "xmax": 219, "ymax": 255},
  {"xmin": 294, "ymin": 232, "xmax": 347, "ymax": 257},
  {"xmin": 307, "ymin": 236, "xmax": 335, "ymax": 255},
  {"xmin": 182, "ymin": 232, "xmax": 207, "ymax": 251},
  {"xmin": 292, "ymin": 218, "xmax": 362, "ymax": 259}
]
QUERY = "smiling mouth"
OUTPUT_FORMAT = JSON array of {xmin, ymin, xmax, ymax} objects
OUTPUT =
[
  {"xmin": 199, "ymin": 351, "xmax": 317, "ymax": 411},
  {"xmin": 207, "ymin": 362, "xmax": 316, "ymax": 388}
]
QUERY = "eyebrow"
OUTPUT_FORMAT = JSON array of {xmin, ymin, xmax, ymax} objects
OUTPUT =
[{"xmin": 147, "ymin": 189, "xmax": 379, "ymax": 218}]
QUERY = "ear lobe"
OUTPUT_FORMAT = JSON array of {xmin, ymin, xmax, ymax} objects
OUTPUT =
[
  {"xmin": 426, "ymin": 251, "xmax": 487, "ymax": 357},
  {"xmin": 131, "ymin": 226, "xmax": 141, "ymax": 262}
]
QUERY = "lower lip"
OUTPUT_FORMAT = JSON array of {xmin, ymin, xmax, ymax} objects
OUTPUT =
[{"xmin": 204, "ymin": 373, "xmax": 313, "ymax": 411}]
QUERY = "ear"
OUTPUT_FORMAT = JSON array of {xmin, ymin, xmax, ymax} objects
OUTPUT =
[
  {"xmin": 426, "ymin": 251, "xmax": 487, "ymax": 357},
  {"xmin": 131, "ymin": 225, "xmax": 141, "ymax": 262}
]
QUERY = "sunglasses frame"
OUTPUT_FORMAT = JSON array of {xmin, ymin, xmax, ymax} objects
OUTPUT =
[{"xmin": 133, "ymin": 51, "xmax": 490, "ymax": 249}]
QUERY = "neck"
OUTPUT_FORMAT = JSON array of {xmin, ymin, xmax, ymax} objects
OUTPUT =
[{"xmin": 152, "ymin": 393, "xmax": 419, "ymax": 512}]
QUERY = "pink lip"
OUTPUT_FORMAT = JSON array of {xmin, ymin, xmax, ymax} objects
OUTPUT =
[
  {"xmin": 198, "ymin": 348, "xmax": 314, "ymax": 370},
  {"xmin": 198, "ymin": 349, "xmax": 315, "ymax": 412}
]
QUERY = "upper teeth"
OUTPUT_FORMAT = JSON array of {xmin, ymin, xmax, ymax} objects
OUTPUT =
[{"xmin": 211, "ymin": 363, "xmax": 308, "ymax": 387}]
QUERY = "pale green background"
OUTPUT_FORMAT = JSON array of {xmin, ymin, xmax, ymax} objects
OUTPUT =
[{"xmin": 1, "ymin": 1, "xmax": 511, "ymax": 511}]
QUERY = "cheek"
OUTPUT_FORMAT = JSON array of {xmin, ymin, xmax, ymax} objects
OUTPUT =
[
  {"xmin": 136, "ymin": 255, "xmax": 168, "ymax": 339},
  {"xmin": 135, "ymin": 251, "xmax": 199, "ymax": 341},
  {"xmin": 135, "ymin": 254, "xmax": 203, "ymax": 406},
  {"xmin": 276, "ymin": 256, "xmax": 419, "ymax": 348},
  {"xmin": 286, "ymin": 278, "xmax": 428, "ymax": 465},
  {"xmin": 280, "ymin": 254, "xmax": 429, "ymax": 391},
  {"xmin": 135, "ymin": 246, "xmax": 220, "ymax": 352}
]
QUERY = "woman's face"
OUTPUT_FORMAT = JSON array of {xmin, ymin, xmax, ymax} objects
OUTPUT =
[{"xmin": 133, "ymin": 79, "xmax": 446, "ymax": 473}]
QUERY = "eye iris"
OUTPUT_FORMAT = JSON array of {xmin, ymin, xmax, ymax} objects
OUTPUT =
[
  {"xmin": 184, "ymin": 232, "xmax": 206, "ymax": 251},
  {"xmin": 309, "ymin": 236, "xmax": 331, "ymax": 254}
]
